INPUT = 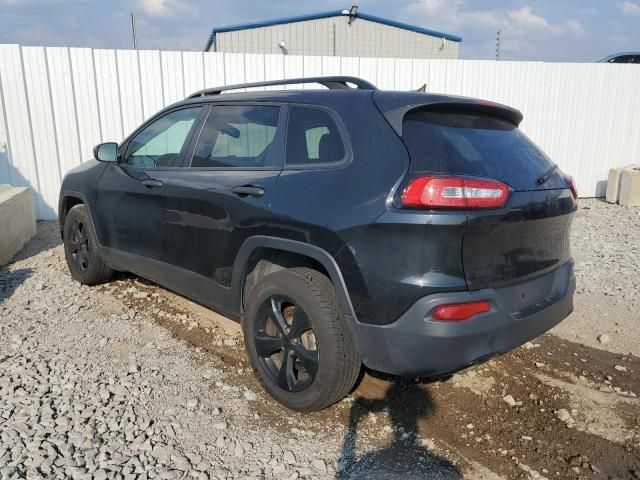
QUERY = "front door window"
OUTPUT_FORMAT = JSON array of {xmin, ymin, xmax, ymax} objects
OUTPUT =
[{"xmin": 122, "ymin": 107, "xmax": 202, "ymax": 168}]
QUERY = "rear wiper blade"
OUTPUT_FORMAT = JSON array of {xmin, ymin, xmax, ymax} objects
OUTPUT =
[{"xmin": 535, "ymin": 165, "xmax": 559, "ymax": 186}]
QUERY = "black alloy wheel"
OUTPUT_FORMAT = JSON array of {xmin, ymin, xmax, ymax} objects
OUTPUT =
[
  {"xmin": 68, "ymin": 217, "xmax": 90, "ymax": 273},
  {"xmin": 253, "ymin": 294, "xmax": 319, "ymax": 392},
  {"xmin": 63, "ymin": 204, "xmax": 113, "ymax": 285}
]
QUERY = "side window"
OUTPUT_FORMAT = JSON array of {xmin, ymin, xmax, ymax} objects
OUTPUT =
[
  {"xmin": 286, "ymin": 107, "xmax": 346, "ymax": 166},
  {"xmin": 191, "ymin": 105, "xmax": 280, "ymax": 168},
  {"xmin": 611, "ymin": 55, "xmax": 633, "ymax": 63},
  {"xmin": 122, "ymin": 107, "xmax": 201, "ymax": 168}
]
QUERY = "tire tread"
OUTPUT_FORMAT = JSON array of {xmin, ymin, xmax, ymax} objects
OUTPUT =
[{"xmin": 288, "ymin": 267, "xmax": 360, "ymax": 409}]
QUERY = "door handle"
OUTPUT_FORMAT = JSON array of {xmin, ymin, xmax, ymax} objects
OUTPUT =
[
  {"xmin": 231, "ymin": 185, "xmax": 265, "ymax": 197},
  {"xmin": 142, "ymin": 179, "xmax": 163, "ymax": 188}
]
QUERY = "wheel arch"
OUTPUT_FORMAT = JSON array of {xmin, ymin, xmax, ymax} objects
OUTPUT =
[
  {"xmin": 58, "ymin": 191, "xmax": 100, "ymax": 246},
  {"xmin": 232, "ymin": 236, "xmax": 357, "ymax": 320}
]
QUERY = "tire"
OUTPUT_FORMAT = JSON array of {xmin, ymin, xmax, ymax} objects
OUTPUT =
[
  {"xmin": 243, "ymin": 267, "xmax": 361, "ymax": 411},
  {"xmin": 63, "ymin": 204, "xmax": 113, "ymax": 285}
]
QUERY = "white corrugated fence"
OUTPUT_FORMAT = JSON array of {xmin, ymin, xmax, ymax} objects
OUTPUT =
[{"xmin": 1, "ymin": 44, "xmax": 639, "ymax": 219}]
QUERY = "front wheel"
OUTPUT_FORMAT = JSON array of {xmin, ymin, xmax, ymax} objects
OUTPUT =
[
  {"xmin": 243, "ymin": 267, "xmax": 361, "ymax": 411},
  {"xmin": 63, "ymin": 204, "xmax": 113, "ymax": 285}
]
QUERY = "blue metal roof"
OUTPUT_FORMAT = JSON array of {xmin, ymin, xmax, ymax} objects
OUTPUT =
[{"xmin": 205, "ymin": 9, "xmax": 462, "ymax": 51}]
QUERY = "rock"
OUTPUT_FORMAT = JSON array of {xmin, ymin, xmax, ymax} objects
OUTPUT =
[
  {"xmin": 614, "ymin": 365, "xmax": 627, "ymax": 372},
  {"xmin": 172, "ymin": 454, "xmax": 191, "ymax": 471},
  {"xmin": 598, "ymin": 334, "xmax": 610, "ymax": 344},
  {"xmin": 243, "ymin": 389, "xmax": 257, "ymax": 401},
  {"xmin": 502, "ymin": 395, "xmax": 522, "ymax": 407},
  {"xmin": 212, "ymin": 422, "xmax": 227, "ymax": 430},
  {"xmin": 186, "ymin": 399, "xmax": 199, "ymax": 411},
  {"xmin": 311, "ymin": 459, "xmax": 326, "ymax": 471},
  {"xmin": 233, "ymin": 444, "xmax": 244, "ymax": 457},
  {"xmin": 215, "ymin": 436, "xmax": 226, "ymax": 449},
  {"xmin": 555, "ymin": 409, "xmax": 572, "ymax": 422},
  {"xmin": 93, "ymin": 470, "xmax": 108, "ymax": 480},
  {"xmin": 283, "ymin": 450, "xmax": 296, "ymax": 465}
]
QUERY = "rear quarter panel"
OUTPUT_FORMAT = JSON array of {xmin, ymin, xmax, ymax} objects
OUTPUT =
[{"xmin": 269, "ymin": 92, "xmax": 468, "ymax": 326}]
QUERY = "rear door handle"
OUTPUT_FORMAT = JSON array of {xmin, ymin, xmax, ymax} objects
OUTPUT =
[
  {"xmin": 231, "ymin": 185, "xmax": 265, "ymax": 197},
  {"xmin": 142, "ymin": 179, "xmax": 163, "ymax": 188}
]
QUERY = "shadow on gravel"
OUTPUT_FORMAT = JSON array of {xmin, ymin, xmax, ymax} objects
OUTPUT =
[
  {"xmin": 338, "ymin": 379, "xmax": 462, "ymax": 480},
  {"xmin": 0, "ymin": 268, "xmax": 33, "ymax": 302}
]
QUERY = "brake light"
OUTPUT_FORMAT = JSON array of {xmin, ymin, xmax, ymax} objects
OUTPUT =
[
  {"xmin": 432, "ymin": 301, "xmax": 491, "ymax": 321},
  {"xmin": 401, "ymin": 176, "xmax": 509, "ymax": 209},
  {"xmin": 567, "ymin": 176, "xmax": 578, "ymax": 199}
]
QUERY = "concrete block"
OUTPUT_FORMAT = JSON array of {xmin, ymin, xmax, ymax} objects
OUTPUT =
[
  {"xmin": 0, "ymin": 185, "xmax": 36, "ymax": 266},
  {"xmin": 619, "ymin": 168, "xmax": 640, "ymax": 207},
  {"xmin": 606, "ymin": 164, "xmax": 640, "ymax": 203}
]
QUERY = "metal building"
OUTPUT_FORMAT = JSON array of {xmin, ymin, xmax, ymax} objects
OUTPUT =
[{"xmin": 205, "ymin": 8, "xmax": 461, "ymax": 59}]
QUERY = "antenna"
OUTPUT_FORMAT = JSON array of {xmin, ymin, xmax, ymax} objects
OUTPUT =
[
  {"xmin": 131, "ymin": 12, "xmax": 138, "ymax": 50},
  {"xmin": 495, "ymin": 29, "xmax": 501, "ymax": 61}
]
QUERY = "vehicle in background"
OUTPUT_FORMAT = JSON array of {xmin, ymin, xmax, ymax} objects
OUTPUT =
[{"xmin": 598, "ymin": 52, "xmax": 640, "ymax": 63}]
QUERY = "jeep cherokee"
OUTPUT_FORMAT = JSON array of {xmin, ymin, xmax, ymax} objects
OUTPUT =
[{"xmin": 59, "ymin": 76, "xmax": 577, "ymax": 411}]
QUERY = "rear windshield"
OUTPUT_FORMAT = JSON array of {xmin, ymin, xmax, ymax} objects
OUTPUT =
[{"xmin": 402, "ymin": 111, "xmax": 556, "ymax": 190}]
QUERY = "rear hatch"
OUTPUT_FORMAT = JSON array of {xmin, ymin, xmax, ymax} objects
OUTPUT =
[{"xmin": 386, "ymin": 96, "xmax": 577, "ymax": 291}]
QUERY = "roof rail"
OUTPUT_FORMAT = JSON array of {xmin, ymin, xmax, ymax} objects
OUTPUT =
[{"xmin": 187, "ymin": 76, "xmax": 377, "ymax": 98}]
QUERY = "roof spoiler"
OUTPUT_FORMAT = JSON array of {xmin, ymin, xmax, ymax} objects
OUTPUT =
[{"xmin": 373, "ymin": 91, "xmax": 524, "ymax": 136}]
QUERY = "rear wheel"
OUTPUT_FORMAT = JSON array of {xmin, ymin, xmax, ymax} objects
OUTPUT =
[
  {"xmin": 63, "ymin": 204, "xmax": 113, "ymax": 285},
  {"xmin": 243, "ymin": 267, "xmax": 361, "ymax": 411}
]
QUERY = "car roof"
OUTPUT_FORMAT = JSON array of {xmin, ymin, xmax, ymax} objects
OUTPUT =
[{"xmin": 161, "ymin": 76, "xmax": 523, "ymax": 132}]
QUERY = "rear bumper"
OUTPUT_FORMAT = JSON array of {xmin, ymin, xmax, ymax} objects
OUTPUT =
[{"xmin": 349, "ymin": 261, "xmax": 575, "ymax": 377}]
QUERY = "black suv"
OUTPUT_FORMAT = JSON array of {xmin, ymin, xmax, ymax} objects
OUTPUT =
[{"xmin": 59, "ymin": 76, "xmax": 577, "ymax": 411}]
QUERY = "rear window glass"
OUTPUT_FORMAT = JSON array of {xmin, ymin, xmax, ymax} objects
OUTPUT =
[
  {"xmin": 286, "ymin": 107, "xmax": 346, "ymax": 166},
  {"xmin": 402, "ymin": 111, "xmax": 555, "ymax": 190}
]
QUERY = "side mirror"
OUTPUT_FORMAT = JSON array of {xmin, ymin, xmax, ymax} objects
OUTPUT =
[{"xmin": 93, "ymin": 142, "xmax": 118, "ymax": 163}]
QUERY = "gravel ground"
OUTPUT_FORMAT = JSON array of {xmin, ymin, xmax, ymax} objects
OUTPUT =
[
  {"xmin": 1, "ymin": 198, "xmax": 639, "ymax": 480},
  {"xmin": 552, "ymin": 199, "xmax": 640, "ymax": 356},
  {"xmin": 0, "ymin": 225, "xmax": 463, "ymax": 480}
]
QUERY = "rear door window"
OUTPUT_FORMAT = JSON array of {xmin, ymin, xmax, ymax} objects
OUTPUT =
[
  {"xmin": 286, "ymin": 107, "xmax": 346, "ymax": 166},
  {"xmin": 191, "ymin": 105, "xmax": 280, "ymax": 168},
  {"xmin": 402, "ymin": 110, "xmax": 558, "ymax": 190}
]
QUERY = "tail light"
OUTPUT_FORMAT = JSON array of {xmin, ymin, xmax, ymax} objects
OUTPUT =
[
  {"xmin": 401, "ymin": 176, "xmax": 509, "ymax": 209},
  {"xmin": 432, "ymin": 301, "xmax": 491, "ymax": 321},
  {"xmin": 567, "ymin": 176, "xmax": 578, "ymax": 199}
]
